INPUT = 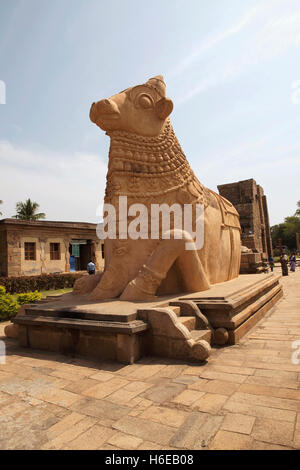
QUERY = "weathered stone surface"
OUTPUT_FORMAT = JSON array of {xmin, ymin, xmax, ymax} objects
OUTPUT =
[
  {"xmin": 172, "ymin": 389, "xmax": 205, "ymax": 406},
  {"xmin": 170, "ymin": 412, "xmax": 223, "ymax": 449},
  {"xmin": 192, "ymin": 393, "xmax": 228, "ymax": 414},
  {"xmin": 107, "ymin": 432, "xmax": 143, "ymax": 450},
  {"xmin": 42, "ymin": 416, "xmax": 98, "ymax": 450},
  {"xmin": 210, "ymin": 430, "xmax": 253, "ymax": 450},
  {"xmin": 141, "ymin": 382, "xmax": 185, "ymax": 404},
  {"xmin": 46, "ymin": 412, "xmax": 85, "ymax": 440},
  {"xmin": 218, "ymin": 179, "xmax": 273, "ymax": 268},
  {"xmin": 0, "ymin": 270, "xmax": 299, "ymax": 450},
  {"xmin": 139, "ymin": 405, "xmax": 188, "ymax": 428},
  {"xmin": 188, "ymin": 379, "xmax": 240, "ymax": 396},
  {"xmin": 112, "ymin": 415, "xmax": 176, "ymax": 446},
  {"xmin": 67, "ymin": 424, "xmax": 115, "ymax": 450},
  {"xmin": 220, "ymin": 413, "xmax": 255, "ymax": 434},
  {"xmin": 251, "ymin": 417, "xmax": 295, "ymax": 447},
  {"xmin": 71, "ymin": 397, "xmax": 131, "ymax": 421}
]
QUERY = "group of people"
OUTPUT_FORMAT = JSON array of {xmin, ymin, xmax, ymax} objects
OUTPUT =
[
  {"xmin": 87, "ymin": 255, "xmax": 297, "ymax": 277},
  {"xmin": 270, "ymin": 253, "xmax": 297, "ymax": 276}
]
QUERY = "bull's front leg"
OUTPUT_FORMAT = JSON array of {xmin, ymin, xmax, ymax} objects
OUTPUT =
[
  {"xmin": 73, "ymin": 272, "xmax": 103, "ymax": 295},
  {"xmin": 88, "ymin": 261, "xmax": 129, "ymax": 301},
  {"xmin": 87, "ymin": 239, "xmax": 158, "ymax": 301},
  {"xmin": 120, "ymin": 230, "xmax": 210, "ymax": 301}
]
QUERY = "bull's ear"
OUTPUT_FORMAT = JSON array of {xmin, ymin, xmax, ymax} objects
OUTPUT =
[{"xmin": 155, "ymin": 97, "xmax": 173, "ymax": 120}]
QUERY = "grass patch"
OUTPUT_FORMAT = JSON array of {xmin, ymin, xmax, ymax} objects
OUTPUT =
[
  {"xmin": 11, "ymin": 287, "xmax": 72, "ymax": 301},
  {"xmin": 39, "ymin": 288, "xmax": 73, "ymax": 298}
]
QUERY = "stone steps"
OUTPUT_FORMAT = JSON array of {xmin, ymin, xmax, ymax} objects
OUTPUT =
[
  {"xmin": 190, "ymin": 329, "xmax": 212, "ymax": 343},
  {"xmin": 178, "ymin": 316, "xmax": 196, "ymax": 331},
  {"xmin": 167, "ymin": 305, "xmax": 181, "ymax": 316}
]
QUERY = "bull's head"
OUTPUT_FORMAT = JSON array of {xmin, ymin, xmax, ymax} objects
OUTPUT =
[{"xmin": 90, "ymin": 75, "xmax": 173, "ymax": 136}]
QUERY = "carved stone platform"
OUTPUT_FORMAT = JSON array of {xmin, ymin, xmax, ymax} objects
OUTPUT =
[
  {"xmin": 178, "ymin": 272, "xmax": 282, "ymax": 345},
  {"xmin": 12, "ymin": 273, "xmax": 282, "ymax": 363}
]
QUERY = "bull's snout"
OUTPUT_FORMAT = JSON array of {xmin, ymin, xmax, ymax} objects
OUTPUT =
[
  {"xmin": 90, "ymin": 98, "xmax": 120, "ymax": 123},
  {"xmin": 97, "ymin": 99, "xmax": 119, "ymax": 114}
]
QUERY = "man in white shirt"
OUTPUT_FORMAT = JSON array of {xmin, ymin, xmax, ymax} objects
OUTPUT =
[{"xmin": 87, "ymin": 261, "xmax": 96, "ymax": 275}]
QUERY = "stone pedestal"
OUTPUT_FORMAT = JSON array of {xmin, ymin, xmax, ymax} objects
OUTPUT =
[
  {"xmin": 240, "ymin": 252, "xmax": 266, "ymax": 274},
  {"xmin": 12, "ymin": 273, "xmax": 283, "ymax": 363}
]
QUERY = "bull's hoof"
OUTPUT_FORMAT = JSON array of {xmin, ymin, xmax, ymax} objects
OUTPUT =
[
  {"xmin": 87, "ymin": 288, "xmax": 112, "ymax": 301},
  {"xmin": 73, "ymin": 272, "xmax": 102, "ymax": 295},
  {"xmin": 120, "ymin": 280, "xmax": 156, "ymax": 301}
]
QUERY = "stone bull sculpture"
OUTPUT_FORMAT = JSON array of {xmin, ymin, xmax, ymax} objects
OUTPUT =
[{"xmin": 73, "ymin": 75, "xmax": 241, "ymax": 301}]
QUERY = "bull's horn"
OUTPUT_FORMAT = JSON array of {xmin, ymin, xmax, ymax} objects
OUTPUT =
[{"xmin": 147, "ymin": 75, "xmax": 166, "ymax": 97}]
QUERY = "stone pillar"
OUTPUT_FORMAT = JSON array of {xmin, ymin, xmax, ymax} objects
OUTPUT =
[
  {"xmin": 63, "ymin": 237, "xmax": 71, "ymax": 272},
  {"xmin": 262, "ymin": 195, "xmax": 273, "ymax": 257},
  {"xmin": 0, "ymin": 229, "xmax": 8, "ymax": 276},
  {"xmin": 7, "ymin": 230, "xmax": 22, "ymax": 277},
  {"xmin": 39, "ymin": 238, "xmax": 47, "ymax": 274}
]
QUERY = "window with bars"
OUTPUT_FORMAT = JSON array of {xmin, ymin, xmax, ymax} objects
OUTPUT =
[
  {"xmin": 24, "ymin": 242, "xmax": 36, "ymax": 261},
  {"xmin": 50, "ymin": 243, "xmax": 61, "ymax": 260}
]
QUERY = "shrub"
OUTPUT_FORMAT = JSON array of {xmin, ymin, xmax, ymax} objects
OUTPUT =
[
  {"xmin": 0, "ymin": 273, "xmax": 83, "ymax": 294},
  {"xmin": 17, "ymin": 291, "xmax": 42, "ymax": 305},
  {"xmin": 0, "ymin": 285, "xmax": 6, "ymax": 295},
  {"xmin": 0, "ymin": 293, "xmax": 20, "ymax": 320}
]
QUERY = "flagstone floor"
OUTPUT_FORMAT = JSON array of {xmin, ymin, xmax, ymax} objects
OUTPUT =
[{"xmin": 0, "ymin": 266, "xmax": 299, "ymax": 450}]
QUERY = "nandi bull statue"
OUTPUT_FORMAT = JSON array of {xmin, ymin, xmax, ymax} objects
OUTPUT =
[{"xmin": 73, "ymin": 75, "xmax": 241, "ymax": 301}]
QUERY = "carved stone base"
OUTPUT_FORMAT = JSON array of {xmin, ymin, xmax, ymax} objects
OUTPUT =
[
  {"xmin": 180, "ymin": 272, "xmax": 282, "ymax": 345},
  {"xmin": 11, "ymin": 273, "xmax": 282, "ymax": 363}
]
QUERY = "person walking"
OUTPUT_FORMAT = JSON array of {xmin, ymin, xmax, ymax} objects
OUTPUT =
[
  {"xmin": 87, "ymin": 260, "xmax": 96, "ymax": 275},
  {"xmin": 280, "ymin": 254, "xmax": 289, "ymax": 276},
  {"xmin": 290, "ymin": 253, "xmax": 296, "ymax": 272},
  {"xmin": 269, "ymin": 255, "xmax": 274, "ymax": 272}
]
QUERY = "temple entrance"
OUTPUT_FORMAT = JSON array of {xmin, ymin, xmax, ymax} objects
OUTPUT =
[{"xmin": 69, "ymin": 240, "xmax": 93, "ymax": 271}]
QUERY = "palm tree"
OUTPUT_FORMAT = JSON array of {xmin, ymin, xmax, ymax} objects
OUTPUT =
[
  {"xmin": 295, "ymin": 201, "xmax": 300, "ymax": 218},
  {"xmin": 14, "ymin": 198, "xmax": 46, "ymax": 220}
]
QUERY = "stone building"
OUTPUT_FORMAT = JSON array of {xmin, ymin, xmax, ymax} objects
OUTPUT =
[
  {"xmin": 0, "ymin": 219, "xmax": 104, "ymax": 277},
  {"xmin": 218, "ymin": 179, "xmax": 273, "ymax": 273}
]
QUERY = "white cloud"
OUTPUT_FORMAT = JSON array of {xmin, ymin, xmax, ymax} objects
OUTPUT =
[
  {"xmin": 170, "ymin": 0, "xmax": 300, "ymax": 104},
  {"xmin": 0, "ymin": 141, "xmax": 107, "ymax": 222},
  {"xmin": 291, "ymin": 80, "xmax": 300, "ymax": 104},
  {"xmin": 252, "ymin": 11, "xmax": 300, "ymax": 62},
  {"xmin": 194, "ymin": 138, "xmax": 300, "ymax": 226},
  {"xmin": 167, "ymin": 2, "xmax": 264, "ymax": 80}
]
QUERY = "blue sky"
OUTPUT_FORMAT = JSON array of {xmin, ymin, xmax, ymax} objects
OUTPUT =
[{"xmin": 0, "ymin": 0, "xmax": 299, "ymax": 225}]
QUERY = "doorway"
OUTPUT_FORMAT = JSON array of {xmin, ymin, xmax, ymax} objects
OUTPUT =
[{"xmin": 69, "ymin": 240, "xmax": 92, "ymax": 271}]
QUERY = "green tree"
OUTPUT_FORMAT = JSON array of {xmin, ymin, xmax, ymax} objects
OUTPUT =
[
  {"xmin": 0, "ymin": 200, "xmax": 2, "ymax": 216},
  {"xmin": 271, "ymin": 202, "xmax": 300, "ymax": 251},
  {"xmin": 14, "ymin": 198, "xmax": 46, "ymax": 220}
]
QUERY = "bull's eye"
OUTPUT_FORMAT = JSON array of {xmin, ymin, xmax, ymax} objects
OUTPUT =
[{"xmin": 138, "ymin": 94, "xmax": 153, "ymax": 109}]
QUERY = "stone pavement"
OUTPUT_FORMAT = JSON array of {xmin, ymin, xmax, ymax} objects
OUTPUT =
[{"xmin": 0, "ymin": 267, "xmax": 299, "ymax": 450}]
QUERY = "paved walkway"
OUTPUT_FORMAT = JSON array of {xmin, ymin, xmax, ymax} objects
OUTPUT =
[{"xmin": 0, "ymin": 267, "xmax": 300, "ymax": 450}]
